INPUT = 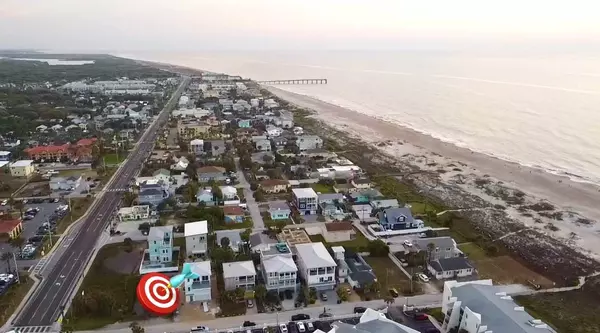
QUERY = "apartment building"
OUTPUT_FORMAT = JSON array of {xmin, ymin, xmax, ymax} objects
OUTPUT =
[{"xmin": 177, "ymin": 120, "xmax": 210, "ymax": 140}]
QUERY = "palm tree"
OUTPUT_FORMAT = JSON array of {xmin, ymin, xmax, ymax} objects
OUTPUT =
[
  {"xmin": 12, "ymin": 198, "xmax": 24, "ymax": 219},
  {"xmin": 426, "ymin": 242, "xmax": 436, "ymax": 263},
  {"xmin": 384, "ymin": 296, "xmax": 395, "ymax": 307},
  {"xmin": 1, "ymin": 252, "xmax": 13, "ymax": 272}
]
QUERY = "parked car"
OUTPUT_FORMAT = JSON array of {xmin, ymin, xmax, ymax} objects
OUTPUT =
[
  {"xmin": 242, "ymin": 321, "xmax": 256, "ymax": 327},
  {"xmin": 414, "ymin": 313, "xmax": 429, "ymax": 321},
  {"xmin": 291, "ymin": 314, "xmax": 310, "ymax": 321},
  {"xmin": 389, "ymin": 288, "xmax": 399, "ymax": 297},
  {"xmin": 403, "ymin": 240, "xmax": 413, "ymax": 247},
  {"xmin": 190, "ymin": 326, "xmax": 209, "ymax": 332},
  {"xmin": 417, "ymin": 273, "xmax": 430, "ymax": 282},
  {"xmin": 306, "ymin": 322, "xmax": 314, "ymax": 331},
  {"xmin": 247, "ymin": 299, "xmax": 254, "ymax": 308},
  {"xmin": 320, "ymin": 292, "xmax": 328, "ymax": 301},
  {"xmin": 354, "ymin": 306, "xmax": 367, "ymax": 314},
  {"xmin": 279, "ymin": 324, "xmax": 288, "ymax": 333},
  {"xmin": 296, "ymin": 322, "xmax": 306, "ymax": 333}
]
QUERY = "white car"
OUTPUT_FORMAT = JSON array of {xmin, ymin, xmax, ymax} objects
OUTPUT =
[
  {"xmin": 403, "ymin": 240, "xmax": 413, "ymax": 247},
  {"xmin": 417, "ymin": 273, "xmax": 430, "ymax": 282},
  {"xmin": 280, "ymin": 324, "xmax": 288, "ymax": 333},
  {"xmin": 190, "ymin": 326, "xmax": 209, "ymax": 332},
  {"xmin": 307, "ymin": 322, "xmax": 314, "ymax": 331},
  {"xmin": 1, "ymin": 199, "xmax": 7, "ymax": 206},
  {"xmin": 297, "ymin": 322, "xmax": 306, "ymax": 333}
]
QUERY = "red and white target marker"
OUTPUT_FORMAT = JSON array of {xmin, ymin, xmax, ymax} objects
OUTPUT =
[{"xmin": 136, "ymin": 273, "xmax": 180, "ymax": 315}]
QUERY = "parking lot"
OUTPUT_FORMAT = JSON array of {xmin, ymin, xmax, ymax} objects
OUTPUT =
[{"xmin": 0, "ymin": 199, "xmax": 64, "ymax": 271}]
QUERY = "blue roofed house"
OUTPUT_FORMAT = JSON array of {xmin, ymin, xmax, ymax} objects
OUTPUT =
[
  {"xmin": 350, "ymin": 189, "xmax": 383, "ymax": 204},
  {"xmin": 268, "ymin": 201, "xmax": 291, "ymax": 220},
  {"xmin": 138, "ymin": 183, "xmax": 169, "ymax": 207},
  {"xmin": 377, "ymin": 207, "xmax": 423, "ymax": 231},
  {"xmin": 196, "ymin": 188, "xmax": 216, "ymax": 206},
  {"xmin": 238, "ymin": 119, "xmax": 251, "ymax": 128}
]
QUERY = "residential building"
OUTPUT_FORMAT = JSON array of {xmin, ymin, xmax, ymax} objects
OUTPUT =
[
  {"xmin": 9, "ymin": 160, "xmax": 35, "ymax": 177},
  {"xmin": 147, "ymin": 226, "xmax": 173, "ymax": 263},
  {"xmin": 291, "ymin": 188, "xmax": 318, "ymax": 215},
  {"xmin": 323, "ymin": 222, "xmax": 356, "ymax": 242},
  {"xmin": 249, "ymin": 232, "xmax": 277, "ymax": 253},
  {"xmin": 331, "ymin": 246, "xmax": 377, "ymax": 289},
  {"xmin": 183, "ymin": 261, "xmax": 212, "ymax": 308},
  {"xmin": 260, "ymin": 179, "xmax": 290, "ymax": 193},
  {"xmin": 351, "ymin": 178, "xmax": 373, "ymax": 189},
  {"xmin": 223, "ymin": 206, "xmax": 244, "ymax": 224},
  {"xmin": 350, "ymin": 189, "xmax": 383, "ymax": 203},
  {"xmin": 208, "ymin": 140, "xmax": 226, "ymax": 156},
  {"xmin": 219, "ymin": 185, "xmax": 238, "ymax": 201},
  {"xmin": 216, "ymin": 230, "xmax": 243, "ymax": 252},
  {"xmin": 152, "ymin": 168, "xmax": 171, "ymax": 184},
  {"xmin": 189, "ymin": 139, "xmax": 204, "ymax": 155},
  {"xmin": 197, "ymin": 166, "xmax": 227, "ymax": 183},
  {"xmin": 0, "ymin": 151, "xmax": 11, "ymax": 161},
  {"xmin": 255, "ymin": 139, "xmax": 271, "ymax": 151},
  {"xmin": 295, "ymin": 242, "xmax": 337, "ymax": 290},
  {"xmin": 377, "ymin": 207, "xmax": 422, "ymax": 231},
  {"xmin": 318, "ymin": 193, "xmax": 344, "ymax": 205},
  {"xmin": 296, "ymin": 135, "xmax": 323, "ymax": 151},
  {"xmin": 352, "ymin": 204, "xmax": 373, "ymax": 220},
  {"xmin": 223, "ymin": 261, "xmax": 257, "ymax": 291},
  {"xmin": 268, "ymin": 201, "xmax": 291, "ymax": 220},
  {"xmin": 319, "ymin": 201, "xmax": 347, "ymax": 220},
  {"xmin": 138, "ymin": 183, "xmax": 168, "ymax": 206},
  {"xmin": 329, "ymin": 308, "xmax": 420, "ymax": 333},
  {"xmin": 410, "ymin": 237, "xmax": 462, "ymax": 260},
  {"xmin": 196, "ymin": 188, "xmax": 216, "ymax": 206},
  {"xmin": 49, "ymin": 176, "xmax": 83, "ymax": 191},
  {"xmin": 118, "ymin": 205, "xmax": 151, "ymax": 222},
  {"xmin": 260, "ymin": 243, "xmax": 298, "ymax": 292},
  {"xmin": 185, "ymin": 221, "xmax": 208, "ymax": 257},
  {"xmin": 428, "ymin": 257, "xmax": 475, "ymax": 280},
  {"xmin": 370, "ymin": 199, "xmax": 400, "ymax": 210},
  {"xmin": 441, "ymin": 280, "xmax": 554, "ymax": 333},
  {"xmin": 0, "ymin": 219, "xmax": 23, "ymax": 239}
]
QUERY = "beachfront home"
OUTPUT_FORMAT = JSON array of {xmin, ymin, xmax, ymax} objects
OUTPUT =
[
  {"xmin": 332, "ymin": 246, "xmax": 377, "ymax": 289},
  {"xmin": 428, "ymin": 257, "xmax": 475, "ymax": 280},
  {"xmin": 441, "ymin": 280, "xmax": 553, "ymax": 333},
  {"xmin": 296, "ymin": 135, "xmax": 323, "ymax": 151},
  {"xmin": 409, "ymin": 237, "xmax": 462, "ymax": 260},
  {"xmin": 377, "ymin": 207, "xmax": 421, "ymax": 231},
  {"xmin": 370, "ymin": 199, "xmax": 400, "ymax": 210},
  {"xmin": 223, "ymin": 260, "xmax": 257, "ymax": 291}
]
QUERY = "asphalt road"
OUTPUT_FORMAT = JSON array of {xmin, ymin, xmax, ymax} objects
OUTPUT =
[
  {"xmin": 234, "ymin": 157, "xmax": 265, "ymax": 230},
  {"xmin": 13, "ymin": 77, "xmax": 190, "ymax": 327},
  {"xmin": 0, "ymin": 202, "xmax": 61, "ymax": 271}
]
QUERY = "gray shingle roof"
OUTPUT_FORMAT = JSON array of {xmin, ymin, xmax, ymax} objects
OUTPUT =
[
  {"xmin": 382, "ymin": 207, "xmax": 414, "ymax": 223},
  {"xmin": 429, "ymin": 257, "xmax": 473, "ymax": 272},
  {"xmin": 452, "ymin": 284, "xmax": 555, "ymax": 333},
  {"xmin": 412, "ymin": 237, "xmax": 456, "ymax": 252}
]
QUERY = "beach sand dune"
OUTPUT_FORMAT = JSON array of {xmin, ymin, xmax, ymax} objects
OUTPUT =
[{"xmin": 267, "ymin": 87, "xmax": 600, "ymax": 262}]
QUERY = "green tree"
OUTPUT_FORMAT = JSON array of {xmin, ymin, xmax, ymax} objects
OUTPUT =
[
  {"xmin": 129, "ymin": 322, "xmax": 144, "ymax": 333},
  {"xmin": 220, "ymin": 236, "xmax": 231, "ymax": 249},
  {"xmin": 426, "ymin": 242, "xmax": 436, "ymax": 263},
  {"xmin": 254, "ymin": 284, "xmax": 267, "ymax": 301},
  {"xmin": 367, "ymin": 239, "xmax": 390, "ymax": 257},
  {"xmin": 240, "ymin": 228, "xmax": 252, "ymax": 242},
  {"xmin": 122, "ymin": 191, "xmax": 136, "ymax": 206}
]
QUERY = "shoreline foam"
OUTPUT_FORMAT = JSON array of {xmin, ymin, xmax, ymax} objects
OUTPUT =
[
  {"xmin": 266, "ymin": 86, "xmax": 600, "ymax": 260},
  {"xmin": 273, "ymin": 86, "xmax": 600, "ymax": 187}
]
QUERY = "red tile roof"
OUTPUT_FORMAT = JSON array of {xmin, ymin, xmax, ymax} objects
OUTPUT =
[
  {"xmin": 0, "ymin": 219, "xmax": 22, "ymax": 233},
  {"xmin": 223, "ymin": 206, "xmax": 244, "ymax": 216},
  {"xmin": 76, "ymin": 138, "xmax": 97, "ymax": 146},
  {"xmin": 25, "ymin": 144, "xmax": 71, "ymax": 154}
]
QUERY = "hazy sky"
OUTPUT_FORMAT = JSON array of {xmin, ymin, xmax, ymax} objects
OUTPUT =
[{"xmin": 1, "ymin": 0, "xmax": 599, "ymax": 51}]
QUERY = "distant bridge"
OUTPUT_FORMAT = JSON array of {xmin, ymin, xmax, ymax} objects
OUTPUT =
[{"xmin": 257, "ymin": 78, "xmax": 327, "ymax": 85}]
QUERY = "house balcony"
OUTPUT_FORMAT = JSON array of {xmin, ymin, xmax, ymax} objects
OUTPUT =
[{"xmin": 139, "ymin": 246, "xmax": 181, "ymax": 274}]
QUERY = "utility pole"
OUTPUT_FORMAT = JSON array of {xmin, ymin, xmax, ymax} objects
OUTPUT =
[
  {"xmin": 11, "ymin": 252, "xmax": 20, "ymax": 283},
  {"xmin": 69, "ymin": 197, "xmax": 73, "ymax": 225}
]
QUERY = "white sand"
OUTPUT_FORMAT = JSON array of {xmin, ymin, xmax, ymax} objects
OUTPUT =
[{"xmin": 268, "ymin": 87, "xmax": 600, "ymax": 259}]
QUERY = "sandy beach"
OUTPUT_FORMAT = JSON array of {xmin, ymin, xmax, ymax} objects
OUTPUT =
[{"xmin": 267, "ymin": 87, "xmax": 600, "ymax": 262}]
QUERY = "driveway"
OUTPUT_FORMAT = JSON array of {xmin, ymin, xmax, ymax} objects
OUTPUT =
[{"xmin": 234, "ymin": 158, "xmax": 265, "ymax": 231}]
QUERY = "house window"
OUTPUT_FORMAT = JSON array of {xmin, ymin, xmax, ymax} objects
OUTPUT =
[
  {"xmin": 309, "ymin": 269, "xmax": 317, "ymax": 276},
  {"xmin": 202, "ymin": 276, "xmax": 208, "ymax": 281}
]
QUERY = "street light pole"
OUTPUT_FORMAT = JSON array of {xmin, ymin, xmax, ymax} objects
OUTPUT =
[{"xmin": 11, "ymin": 252, "xmax": 20, "ymax": 283}]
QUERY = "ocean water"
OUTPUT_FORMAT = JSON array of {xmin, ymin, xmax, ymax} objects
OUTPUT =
[{"xmin": 122, "ymin": 50, "xmax": 600, "ymax": 184}]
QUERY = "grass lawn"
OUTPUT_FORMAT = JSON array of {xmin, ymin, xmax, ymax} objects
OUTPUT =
[
  {"xmin": 215, "ymin": 218, "xmax": 253, "ymax": 231},
  {"xmin": 458, "ymin": 243, "xmax": 489, "ymax": 260},
  {"xmin": 311, "ymin": 183, "xmax": 335, "ymax": 194},
  {"xmin": 56, "ymin": 197, "xmax": 94, "ymax": 233},
  {"xmin": 0, "ymin": 173, "xmax": 27, "ymax": 198},
  {"xmin": 514, "ymin": 278, "xmax": 600, "ymax": 333},
  {"xmin": 102, "ymin": 153, "xmax": 128, "ymax": 165},
  {"xmin": 0, "ymin": 275, "xmax": 34, "ymax": 326},
  {"xmin": 57, "ymin": 169, "xmax": 97, "ymax": 178},
  {"xmin": 66, "ymin": 242, "xmax": 143, "ymax": 330},
  {"xmin": 364, "ymin": 256, "xmax": 418, "ymax": 295}
]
